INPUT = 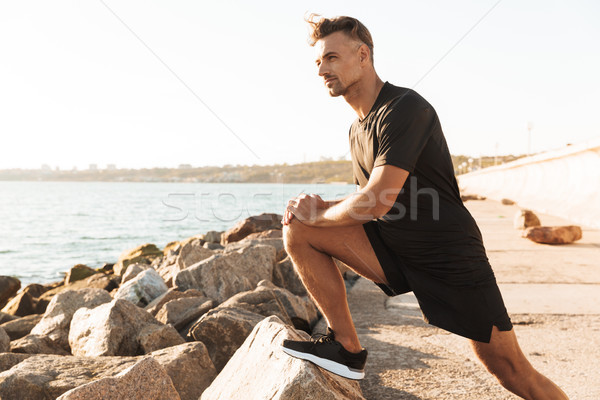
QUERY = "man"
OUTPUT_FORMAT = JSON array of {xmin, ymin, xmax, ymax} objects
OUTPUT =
[{"xmin": 280, "ymin": 14, "xmax": 568, "ymax": 400}]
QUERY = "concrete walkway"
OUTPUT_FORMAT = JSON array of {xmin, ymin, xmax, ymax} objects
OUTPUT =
[{"xmin": 348, "ymin": 199, "xmax": 600, "ymax": 399}]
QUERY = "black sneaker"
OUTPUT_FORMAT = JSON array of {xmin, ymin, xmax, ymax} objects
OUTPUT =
[{"xmin": 281, "ymin": 327, "xmax": 367, "ymax": 380}]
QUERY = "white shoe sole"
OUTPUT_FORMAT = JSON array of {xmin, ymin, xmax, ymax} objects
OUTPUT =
[{"xmin": 281, "ymin": 346, "xmax": 365, "ymax": 380}]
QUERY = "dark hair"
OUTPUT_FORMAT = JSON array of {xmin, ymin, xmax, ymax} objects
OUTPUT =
[{"xmin": 305, "ymin": 14, "xmax": 374, "ymax": 62}]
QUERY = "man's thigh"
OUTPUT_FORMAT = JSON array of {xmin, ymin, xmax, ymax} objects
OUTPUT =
[{"xmin": 283, "ymin": 219, "xmax": 389, "ymax": 285}]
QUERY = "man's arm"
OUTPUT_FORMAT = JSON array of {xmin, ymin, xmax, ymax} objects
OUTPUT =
[{"xmin": 285, "ymin": 164, "xmax": 409, "ymax": 227}]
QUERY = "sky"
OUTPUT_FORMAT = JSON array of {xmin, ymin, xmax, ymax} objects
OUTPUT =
[{"xmin": 1, "ymin": 0, "xmax": 599, "ymax": 170}]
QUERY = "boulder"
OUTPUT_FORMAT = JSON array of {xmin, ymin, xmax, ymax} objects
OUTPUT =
[
  {"xmin": 272, "ymin": 256, "xmax": 307, "ymax": 296},
  {"xmin": 0, "ymin": 342, "xmax": 215, "ymax": 400},
  {"xmin": 0, "ymin": 327, "xmax": 9, "ymax": 352},
  {"xmin": 9, "ymin": 333, "xmax": 70, "ymax": 355},
  {"xmin": 225, "ymin": 237, "xmax": 286, "ymax": 261},
  {"xmin": 514, "ymin": 209, "xmax": 542, "ymax": 229},
  {"xmin": 174, "ymin": 244, "xmax": 276, "ymax": 304},
  {"xmin": 0, "ymin": 291, "xmax": 35, "ymax": 317},
  {"xmin": 221, "ymin": 213, "xmax": 283, "ymax": 245},
  {"xmin": 121, "ymin": 263, "xmax": 148, "ymax": 284},
  {"xmin": 202, "ymin": 230, "xmax": 222, "ymax": 244},
  {"xmin": 55, "ymin": 357, "xmax": 180, "ymax": 400},
  {"xmin": 200, "ymin": 316, "xmax": 365, "ymax": 400},
  {"xmin": 38, "ymin": 273, "xmax": 119, "ymax": 306},
  {"xmin": 190, "ymin": 306, "xmax": 265, "ymax": 371},
  {"xmin": 64, "ymin": 264, "xmax": 98, "ymax": 284},
  {"xmin": 220, "ymin": 280, "xmax": 318, "ymax": 329},
  {"xmin": 501, "ymin": 198, "xmax": 516, "ymax": 205},
  {"xmin": 163, "ymin": 240, "xmax": 180, "ymax": 255},
  {"xmin": 114, "ymin": 243, "xmax": 163, "ymax": 276},
  {"xmin": 245, "ymin": 229, "xmax": 282, "ymax": 239},
  {"xmin": 20, "ymin": 283, "xmax": 49, "ymax": 299},
  {"xmin": 144, "ymin": 288, "xmax": 204, "ymax": 316},
  {"xmin": 203, "ymin": 242, "xmax": 223, "ymax": 250},
  {"xmin": 0, "ymin": 276, "xmax": 20, "ymax": 308},
  {"xmin": 28, "ymin": 288, "xmax": 112, "ymax": 351},
  {"xmin": 0, "ymin": 312, "xmax": 17, "ymax": 325},
  {"xmin": 69, "ymin": 298, "xmax": 182, "ymax": 356},
  {"xmin": 522, "ymin": 225, "xmax": 583, "ymax": 244},
  {"xmin": 155, "ymin": 296, "xmax": 215, "ymax": 331},
  {"xmin": 113, "ymin": 268, "xmax": 168, "ymax": 307},
  {"xmin": 0, "ymin": 313, "xmax": 43, "ymax": 340},
  {"xmin": 156, "ymin": 238, "xmax": 215, "ymax": 287}
]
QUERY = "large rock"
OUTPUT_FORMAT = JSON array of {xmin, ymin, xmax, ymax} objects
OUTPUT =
[
  {"xmin": 114, "ymin": 243, "xmax": 163, "ymax": 276},
  {"xmin": 202, "ymin": 230, "xmax": 222, "ymax": 244},
  {"xmin": 221, "ymin": 213, "xmax": 283, "ymax": 245},
  {"xmin": 174, "ymin": 244, "xmax": 276, "ymax": 303},
  {"xmin": 1, "ymin": 291, "xmax": 35, "ymax": 317},
  {"xmin": 155, "ymin": 296, "xmax": 215, "ymax": 331},
  {"xmin": 201, "ymin": 316, "xmax": 365, "ymax": 400},
  {"xmin": 156, "ymin": 238, "xmax": 215, "ymax": 287},
  {"xmin": 0, "ymin": 276, "xmax": 20, "ymax": 309},
  {"xmin": 522, "ymin": 225, "xmax": 583, "ymax": 244},
  {"xmin": 0, "ymin": 312, "xmax": 17, "ymax": 325},
  {"xmin": 225, "ymin": 237, "xmax": 286, "ymax": 261},
  {"xmin": 220, "ymin": 280, "xmax": 318, "ymax": 329},
  {"xmin": 0, "ymin": 342, "xmax": 215, "ymax": 400},
  {"xmin": 272, "ymin": 256, "xmax": 307, "ymax": 296},
  {"xmin": 28, "ymin": 288, "xmax": 112, "ymax": 351},
  {"xmin": 56, "ymin": 357, "xmax": 180, "ymax": 400},
  {"xmin": 0, "ymin": 313, "xmax": 43, "ymax": 340},
  {"xmin": 144, "ymin": 288, "xmax": 204, "ymax": 316},
  {"xmin": 190, "ymin": 306, "xmax": 265, "ymax": 371},
  {"xmin": 64, "ymin": 264, "xmax": 98, "ymax": 284},
  {"xmin": 514, "ymin": 209, "xmax": 541, "ymax": 229},
  {"xmin": 113, "ymin": 268, "xmax": 168, "ymax": 307},
  {"xmin": 0, "ymin": 327, "xmax": 9, "ymax": 352},
  {"xmin": 121, "ymin": 262, "xmax": 148, "ymax": 284},
  {"xmin": 9, "ymin": 333, "xmax": 70, "ymax": 355},
  {"xmin": 69, "ymin": 298, "xmax": 183, "ymax": 357},
  {"xmin": 38, "ymin": 273, "xmax": 119, "ymax": 307}
]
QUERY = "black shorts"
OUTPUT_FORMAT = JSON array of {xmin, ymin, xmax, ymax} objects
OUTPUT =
[{"xmin": 363, "ymin": 220, "xmax": 513, "ymax": 343}]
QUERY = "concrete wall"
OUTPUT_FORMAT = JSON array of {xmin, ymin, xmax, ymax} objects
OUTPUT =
[{"xmin": 458, "ymin": 137, "xmax": 600, "ymax": 229}]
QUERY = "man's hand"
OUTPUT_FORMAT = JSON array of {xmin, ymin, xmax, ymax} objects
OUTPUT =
[{"xmin": 282, "ymin": 193, "xmax": 327, "ymax": 225}]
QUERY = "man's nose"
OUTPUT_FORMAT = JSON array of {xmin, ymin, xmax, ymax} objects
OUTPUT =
[{"xmin": 318, "ymin": 63, "xmax": 328, "ymax": 77}]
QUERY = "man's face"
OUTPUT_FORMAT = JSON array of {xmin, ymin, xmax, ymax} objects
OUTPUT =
[{"xmin": 315, "ymin": 31, "xmax": 364, "ymax": 97}]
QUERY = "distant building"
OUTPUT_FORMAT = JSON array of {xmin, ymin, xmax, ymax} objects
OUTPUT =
[
  {"xmin": 89, "ymin": 164, "xmax": 98, "ymax": 171},
  {"xmin": 106, "ymin": 164, "xmax": 116, "ymax": 170},
  {"xmin": 178, "ymin": 164, "xmax": 193, "ymax": 169}
]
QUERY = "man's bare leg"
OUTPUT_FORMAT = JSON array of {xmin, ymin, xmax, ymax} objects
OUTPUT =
[
  {"xmin": 470, "ymin": 326, "xmax": 569, "ymax": 399},
  {"xmin": 282, "ymin": 218, "xmax": 388, "ymax": 353}
]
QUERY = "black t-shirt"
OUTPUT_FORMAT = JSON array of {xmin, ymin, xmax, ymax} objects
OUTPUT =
[{"xmin": 350, "ymin": 82, "xmax": 489, "ymax": 266}]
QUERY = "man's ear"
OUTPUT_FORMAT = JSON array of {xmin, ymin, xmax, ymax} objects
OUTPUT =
[{"xmin": 358, "ymin": 43, "xmax": 370, "ymax": 64}]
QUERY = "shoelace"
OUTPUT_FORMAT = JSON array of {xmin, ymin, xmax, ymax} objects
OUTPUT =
[{"xmin": 310, "ymin": 331, "xmax": 335, "ymax": 346}]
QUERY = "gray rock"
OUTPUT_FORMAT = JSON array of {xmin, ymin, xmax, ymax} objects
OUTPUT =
[
  {"xmin": 202, "ymin": 230, "xmax": 222, "ymax": 244},
  {"xmin": 174, "ymin": 244, "xmax": 276, "ymax": 304},
  {"xmin": 272, "ymin": 255, "xmax": 307, "ymax": 296},
  {"xmin": 0, "ymin": 327, "xmax": 9, "ymax": 352},
  {"xmin": 69, "ymin": 298, "xmax": 181, "ymax": 356},
  {"xmin": 0, "ymin": 276, "xmax": 20, "ymax": 309},
  {"xmin": 55, "ymin": 357, "xmax": 181, "ymax": 400},
  {"xmin": 190, "ymin": 306, "xmax": 265, "ymax": 371},
  {"xmin": 155, "ymin": 296, "xmax": 215, "ymax": 331},
  {"xmin": 200, "ymin": 316, "xmax": 365, "ymax": 400},
  {"xmin": 144, "ymin": 288, "xmax": 204, "ymax": 316},
  {"xmin": 113, "ymin": 268, "xmax": 168, "ymax": 307},
  {"xmin": 0, "ymin": 314, "xmax": 43, "ymax": 340},
  {"xmin": 29, "ymin": 288, "xmax": 112, "ymax": 351},
  {"xmin": 0, "ymin": 291, "xmax": 35, "ymax": 317},
  {"xmin": 220, "ymin": 213, "xmax": 283, "ymax": 244},
  {"xmin": 0, "ymin": 342, "xmax": 215, "ymax": 400},
  {"xmin": 121, "ymin": 262, "xmax": 148, "ymax": 284}
]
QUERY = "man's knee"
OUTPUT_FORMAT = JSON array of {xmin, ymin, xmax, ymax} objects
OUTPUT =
[{"xmin": 282, "ymin": 219, "xmax": 309, "ymax": 254}]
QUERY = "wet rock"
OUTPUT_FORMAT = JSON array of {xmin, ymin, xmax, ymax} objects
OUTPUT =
[
  {"xmin": 0, "ymin": 291, "xmax": 35, "ymax": 317},
  {"xmin": 202, "ymin": 230, "xmax": 222, "ymax": 244},
  {"xmin": 0, "ymin": 342, "xmax": 215, "ymax": 400},
  {"xmin": 175, "ymin": 244, "xmax": 276, "ymax": 304},
  {"xmin": 69, "ymin": 298, "xmax": 180, "ymax": 356},
  {"xmin": 0, "ymin": 277, "xmax": 20, "ymax": 309},
  {"xmin": 64, "ymin": 264, "xmax": 98, "ymax": 284},
  {"xmin": 220, "ymin": 213, "xmax": 283, "ymax": 245},
  {"xmin": 144, "ymin": 288, "xmax": 204, "ymax": 316},
  {"xmin": 113, "ymin": 243, "xmax": 163, "ymax": 276},
  {"xmin": 0, "ymin": 313, "xmax": 43, "ymax": 340},
  {"xmin": 121, "ymin": 262, "xmax": 148, "ymax": 284},
  {"xmin": 514, "ymin": 209, "xmax": 542, "ymax": 229},
  {"xmin": 55, "ymin": 357, "xmax": 180, "ymax": 400},
  {"xmin": 28, "ymin": 288, "xmax": 112, "ymax": 351},
  {"xmin": 522, "ymin": 225, "xmax": 583, "ymax": 244},
  {"xmin": 155, "ymin": 296, "xmax": 215, "ymax": 331},
  {"xmin": 201, "ymin": 316, "xmax": 365, "ymax": 400},
  {"xmin": 0, "ymin": 327, "xmax": 9, "ymax": 352},
  {"xmin": 114, "ymin": 268, "xmax": 168, "ymax": 307},
  {"xmin": 501, "ymin": 198, "xmax": 516, "ymax": 205},
  {"xmin": 190, "ymin": 306, "xmax": 265, "ymax": 371}
]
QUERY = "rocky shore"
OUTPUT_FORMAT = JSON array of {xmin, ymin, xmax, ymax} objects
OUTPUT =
[{"xmin": 0, "ymin": 213, "xmax": 364, "ymax": 400}]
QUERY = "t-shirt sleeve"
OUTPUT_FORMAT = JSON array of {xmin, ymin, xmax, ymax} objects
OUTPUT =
[{"xmin": 373, "ymin": 96, "xmax": 434, "ymax": 173}]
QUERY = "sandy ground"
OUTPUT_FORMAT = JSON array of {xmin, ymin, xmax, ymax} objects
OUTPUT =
[{"xmin": 347, "ymin": 199, "xmax": 600, "ymax": 400}]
